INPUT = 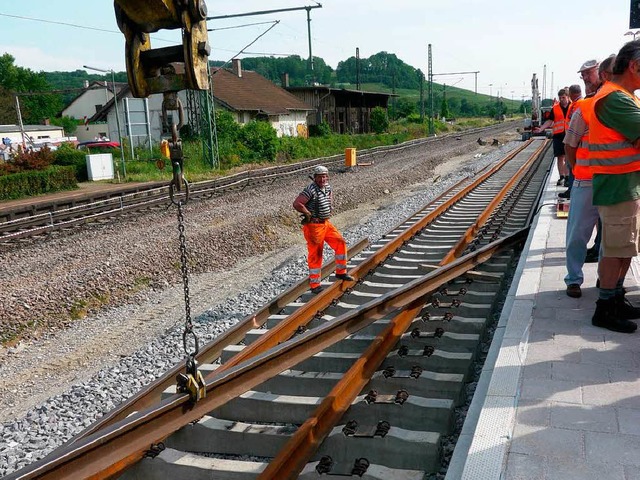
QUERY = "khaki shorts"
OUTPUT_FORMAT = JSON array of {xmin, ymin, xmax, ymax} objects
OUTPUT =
[{"xmin": 597, "ymin": 199, "xmax": 640, "ymax": 257}]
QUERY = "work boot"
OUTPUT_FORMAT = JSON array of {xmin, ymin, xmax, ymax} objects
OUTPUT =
[
  {"xmin": 592, "ymin": 298, "xmax": 637, "ymax": 333},
  {"xmin": 616, "ymin": 294, "xmax": 640, "ymax": 321},
  {"xmin": 310, "ymin": 285, "xmax": 324, "ymax": 294},
  {"xmin": 335, "ymin": 273, "xmax": 355, "ymax": 282},
  {"xmin": 558, "ymin": 189, "xmax": 571, "ymax": 199}
]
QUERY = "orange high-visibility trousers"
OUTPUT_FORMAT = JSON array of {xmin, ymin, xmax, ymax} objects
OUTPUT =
[{"xmin": 302, "ymin": 220, "xmax": 348, "ymax": 289}]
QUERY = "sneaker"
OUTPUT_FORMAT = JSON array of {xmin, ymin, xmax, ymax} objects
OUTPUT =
[
  {"xmin": 584, "ymin": 248, "xmax": 599, "ymax": 263},
  {"xmin": 310, "ymin": 285, "xmax": 324, "ymax": 294},
  {"xmin": 592, "ymin": 298, "xmax": 637, "ymax": 333},
  {"xmin": 616, "ymin": 294, "xmax": 640, "ymax": 321},
  {"xmin": 556, "ymin": 176, "xmax": 564, "ymax": 186},
  {"xmin": 558, "ymin": 190, "xmax": 571, "ymax": 199},
  {"xmin": 335, "ymin": 273, "xmax": 355, "ymax": 282},
  {"xmin": 566, "ymin": 284, "xmax": 582, "ymax": 298}
]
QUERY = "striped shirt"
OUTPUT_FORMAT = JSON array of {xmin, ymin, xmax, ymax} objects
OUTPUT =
[{"xmin": 301, "ymin": 182, "xmax": 333, "ymax": 219}]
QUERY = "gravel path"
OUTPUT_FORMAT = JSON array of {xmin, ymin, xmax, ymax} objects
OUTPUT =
[{"xmin": 0, "ymin": 123, "xmax": 521, "ymax": 476}]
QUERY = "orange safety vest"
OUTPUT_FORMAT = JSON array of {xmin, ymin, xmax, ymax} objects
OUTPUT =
[
  {"xmin": 588, "ymin": 81, "xmax": 640, "ymax": 175},
  {"xmin": 567, "ymin": 98, "xmax": 582, "ymax": 121},
  {"xmin": 552, "ymin": 102, "xmax": 571, "ymax": 134},
  {"xmin": 573, "ymin": 96, "xmax": 593, "ymax": 180}
]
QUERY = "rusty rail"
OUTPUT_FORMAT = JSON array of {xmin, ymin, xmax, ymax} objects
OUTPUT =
[
  {"xmin": 4, "ymin": 228, "xmax": 529, "ymax": 480},
  {"xmin": 6, "ymin": 138, "xmax": 543, "ymax": 479}
]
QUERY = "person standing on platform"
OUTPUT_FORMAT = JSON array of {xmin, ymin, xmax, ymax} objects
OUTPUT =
[
  {"xmin": 535, "ymin": 89, "xmax": 572, "ymax": 187},
  {"xmin": 559, "ymin": 84, "xmax": 585, "ymax": 199},
  {"xmin": 588, "ymin": 41, "xmax": 640, "ymax": 333},
  {"xmin": 562, "ymin": 59, "xmax": 605, "ymax": 299},
  {"xmin": 293, "ymin": 165, "xmax": 354, "ymax": 294}
]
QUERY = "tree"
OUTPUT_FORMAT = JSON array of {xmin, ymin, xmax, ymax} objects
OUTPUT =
[
  {"xmin": 370, "ymin": 106, "xmax": 389, "ymax": 134},
  {"xmin": 394, "ymin": 97, "xmax": 417, "ymax": 119},
  {"xmin": 440, "ymin": 98, "xmax": 450, "ymax": 120},
  {"xmin": 50, "ymin": 116, "xmax": 78, "ymax": 136},
  {"xmin": 0, "ymin": 53, "xmax": 62, "ymax": 124}
]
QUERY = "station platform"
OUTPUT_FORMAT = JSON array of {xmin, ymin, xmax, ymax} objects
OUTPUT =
[{"xmin": 448, "ymin": 169, "xmax": 640, "ymax": 479}]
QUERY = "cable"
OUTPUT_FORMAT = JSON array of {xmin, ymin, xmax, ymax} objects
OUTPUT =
[
  {"xmin": 0, "ymin": 12, "xmax": 174, "ymax": 43},
  {"xmin": 212, "ymin": 21, "xmax": 280, "ymax": 75},
  {"xmin": 208, "ymin": 20, "xmax": 278, "ymax": 32}
]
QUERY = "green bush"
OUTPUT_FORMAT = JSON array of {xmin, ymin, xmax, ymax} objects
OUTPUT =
[
  {"xmin": 308, "ymin": 121, "xmax": 331, "ymax": 137},
  {"xmin": 370, "ymin": 106, "xmax": 389, "ymax": 134},
  {"xmin": 0, "ymin": 166, "xmax": 77, "ymax": 200},
  {"xmin": 53, "ymin": 143, "xmax": 89, "ymax": 181},
  {"xmin": 239, "ymin": 120, "xmax": 278, "ymax": 162}
]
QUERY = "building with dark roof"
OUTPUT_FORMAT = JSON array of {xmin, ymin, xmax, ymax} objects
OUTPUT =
[
  {"xmin": 211, "ymin": 60, "xmax": 314, "ymax": 137},
  {"xmin": 285, "ymin": 85, "xmax": 394, "ymax": 134}
]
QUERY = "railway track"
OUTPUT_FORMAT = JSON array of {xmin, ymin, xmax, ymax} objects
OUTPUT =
[
  {"xmin": 0, "ymin": 122, "xmax": 516, "ymax": 243},
  {"xmin": 5, "ymin": 136, "xmax": 551, "ymax": 479}
]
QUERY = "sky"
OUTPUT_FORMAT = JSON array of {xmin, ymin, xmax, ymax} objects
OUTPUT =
[{"xmin": 0, "ymin": 1, "xmax": 636, "ymax": 101}]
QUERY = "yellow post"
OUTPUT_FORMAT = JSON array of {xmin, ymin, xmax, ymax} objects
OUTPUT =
[{"xmin": 345, "ymin": 147, "xmax": 356, "ymax": 167}]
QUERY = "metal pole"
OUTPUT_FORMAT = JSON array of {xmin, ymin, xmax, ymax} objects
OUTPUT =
[
  {"xmin": 124, "ymin": 97, "xmax": 135, "ymax": 160},
  {"xmin": 111, "ymin": 69, "xmax": 126, "ymax": 177},
  {"xmin": 14, "ymin": 95, "xmax": 26, "ymax": 150},
  {"xmin": 428, "ymin": 44, "xmax": 434, "ymax": 136},
  {"xmin": 306, "ymin": 7, "xmax": 314, "ymax": 76}
]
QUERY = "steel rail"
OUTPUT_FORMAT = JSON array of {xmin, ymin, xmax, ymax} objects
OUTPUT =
[
  {"xmin": 210, "ymin": 139, "xmax": 534, "ymax": 374},
  {"xmin": 440, "ymin": 139, "xmax": 548, "ymax": 264},
  {"xmin": 63, "ymin": 141, "xmax": 505, "ymax": 445},
  {"xmin": 260, "ymin": 303, "xmax": 424, "ymax": 480},
  {"xmin": 61, "ymin": 238, "xmax": 369, "ymax": 445},
  {"xmin": 4, "ymin": 228, "xmax": 528, "ymax": 480},
  {"xmin": 63, "ymin": 139, "xmax": 516, "ymax": 446},
  {"xmin": 259, "ymin": 139, "xmax": 548, "ymax": 479}
]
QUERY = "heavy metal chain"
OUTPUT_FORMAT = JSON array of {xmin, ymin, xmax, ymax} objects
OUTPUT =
[{"xmin": 177, "ymin": 201, "xmax": 198, "ymax": 361}]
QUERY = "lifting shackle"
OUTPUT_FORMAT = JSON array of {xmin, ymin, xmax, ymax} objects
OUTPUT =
[{"xmin": 113, "ymin": 0, "xmax": 211, "ymax": 98}]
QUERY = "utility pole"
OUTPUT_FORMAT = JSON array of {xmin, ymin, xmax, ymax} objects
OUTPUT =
[
  {"xmin": 306, "ymin": 6, "xmax": 314, "ymax": 75},
  {"xmin": 428, "ymin": 43, "xmax": 434, "ymax": 136},
  {"xmin": 418, "ymin": 69, "xmax": 424, "ymax": 121},
  {"xmin": 356, "ymin": 47, "xmax": 361, "ymax": 90},
  {"xmin": 14, "ymin": 95, "xmax": 26, "ymax": 150}
]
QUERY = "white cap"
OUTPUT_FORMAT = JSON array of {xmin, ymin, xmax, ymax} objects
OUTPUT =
[{"xmin": 313, "ymin": 165, "xmax": 329, "ymax": 175}]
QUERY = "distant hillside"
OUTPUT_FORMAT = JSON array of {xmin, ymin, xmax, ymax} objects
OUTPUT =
[{"xmin": 41, "ymin": 51, "xmax": 526, "ymax": 119}]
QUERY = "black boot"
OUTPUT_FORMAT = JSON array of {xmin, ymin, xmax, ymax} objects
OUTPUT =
[
  {"xmin": 592, "ymin": 298, "xmax": 637, "ymax": 333},
  {"xmin": 616, "ymin": 294, "xmax": 640, "ymax": 321}
]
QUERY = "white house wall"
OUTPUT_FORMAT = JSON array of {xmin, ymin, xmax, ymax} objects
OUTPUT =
[
  {"xmin": 62, "ymin": 87, "xmax": 113, "ymax": 120},
  {"xmin": 271, "ymin": 111, "xmax": 308, "ymax": 138}
]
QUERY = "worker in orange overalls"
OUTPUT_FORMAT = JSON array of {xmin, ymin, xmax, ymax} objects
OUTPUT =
[{"xmin": 293, "ymin": 165, "xmax": 354, "ymax": 294}]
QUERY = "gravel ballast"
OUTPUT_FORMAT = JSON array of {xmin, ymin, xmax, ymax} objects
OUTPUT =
[{"xmin": 0, "ymin": 124, "xmax": 521, "ymax": 476}]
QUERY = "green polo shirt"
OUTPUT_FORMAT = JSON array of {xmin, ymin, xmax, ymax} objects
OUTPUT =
[{"xmin": 592, "ymin": 90, "xmax": 640, "ymax": 205}]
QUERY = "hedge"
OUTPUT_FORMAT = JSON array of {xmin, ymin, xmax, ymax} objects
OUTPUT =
[{"xmin": 0, "ymin": 166, "xmax": 78, "ymax": 200}]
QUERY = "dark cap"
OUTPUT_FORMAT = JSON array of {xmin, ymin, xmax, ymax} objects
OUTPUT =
[{"xmin": 578, "ymin": 59, "xmax": 598, "ymax": 73}]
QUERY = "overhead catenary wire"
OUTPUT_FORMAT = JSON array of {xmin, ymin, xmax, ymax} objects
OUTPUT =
[{"xmin": 212, "ymin": 20, "xmax": 280, "ymax": 75}]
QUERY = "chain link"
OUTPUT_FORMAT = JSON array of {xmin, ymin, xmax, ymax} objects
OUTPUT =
[{"xmin": 177, "ymin": 201, "xmax": 198, "ymax": 359}]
